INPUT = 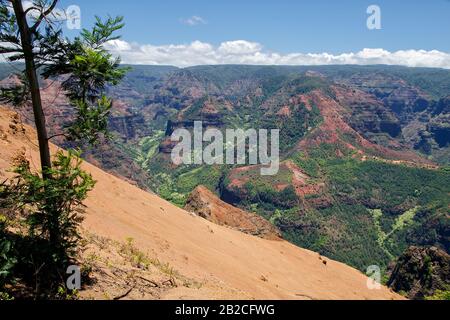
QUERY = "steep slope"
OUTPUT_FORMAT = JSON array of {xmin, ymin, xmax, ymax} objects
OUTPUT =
[
  {"xmin": 185, "ymin": 185, "xmax": 281, "ymax": 240},
  {"xmin": 0, "ymin": 70, "xmax": 165, "ymax": 191},
  {"xmin": 0, "ymin": 105, "xmax": 402, "ymax": 300},
  {"xmin": 293, "ymin": 88, "xmax": 432, "ymax": 165}
]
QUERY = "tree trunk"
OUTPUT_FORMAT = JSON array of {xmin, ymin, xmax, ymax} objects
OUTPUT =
[{"xmin": 11, "ymin": 0, "xmax": 52, "ymax": 177}]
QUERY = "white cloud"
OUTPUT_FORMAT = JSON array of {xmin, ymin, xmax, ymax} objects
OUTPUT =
[
  {"xmin": 103, "ymin": 39, "xmax": 450, "ymax": 69},
  {"xmin": 180, "ymin": 16, "xmax": 207, "ymax": 26},
  {"xmin": 107, "ymin": 39, "xmax": 132, "ymax": 51},
  {"xmin": 218, "ymin": 40, "xmax": 262, "ymax": 55}
]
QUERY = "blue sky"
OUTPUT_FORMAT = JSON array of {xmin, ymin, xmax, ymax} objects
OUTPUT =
[
  {"xmin": 59, "ymin": 0, "xmax": 450, "ymax": 53},
  {"xmin": 55, "ymin": 0, "xmax": 450, "ymax": 67}
]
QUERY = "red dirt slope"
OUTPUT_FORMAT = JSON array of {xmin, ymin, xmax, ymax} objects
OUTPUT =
[{"xmin": 185, "ymin": 185, "xmax": 282, "ymax": 240}]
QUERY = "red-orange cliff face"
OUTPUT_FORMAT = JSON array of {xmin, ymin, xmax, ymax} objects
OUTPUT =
[
  {"xmin": 295, "ymin": 88, "xmax": 434, "ymax": 167},
  {"xmin": 185, "ymin": 185, "xmax": 282, "ymax": 240}
]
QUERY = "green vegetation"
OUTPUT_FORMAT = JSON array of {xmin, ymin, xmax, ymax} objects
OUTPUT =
[
  {"xmin": 150, "ymin": 164, "xmax": 226, "ymax": 207},
  {"xmin": 242, "ymin": 182, "xmax": 298, "ymax": 213},
  {"xmin": 0, "ymin": 2, "xmax": 127, "ymax": 299},
  {"xmin": 0, "ymin": 214, "xmax": 16, "ymax": 296},
  {"xmin": 135, "ymin": 131, "xmax": 165, "ymax": 170},
  {"xmin": 391, "ymin": 207, "xmax": 419, "ymax": 232},
  {"xmin": 369, "ymin": 207, "xmax": 419, "ymax": 261},
  {"xmin": 325, "ymin": 159, "xmax": 449, "ymax": 214},
  {"xmin": 292, "ymin": 153, "xmax": 321, "ymax": 178},
  {"xmin": 311, "ymin": 156, "xmax": 447, "ymax": 269},
  {"xmin": 261, "ymin": 102, "xmax": 322, "ymax": 153},
  {"xmin": 0, "ymin": 151, "xmax": 95, "ymax": 298},
  {"xmin": 425, "ymin": 289, "xmax": 450, "ymax": 300},
  {"xmin": 176, "ymin": 166, "xmax": 224, "ymax": 194},
  {"xmin": 118, "ymin": 64, "xmax": 450, "ymax": 274},
  {"xmin": 228, "ymin": 141, "xmax": 450, "ymax": 271},
  {"xmin": 369, "ymin": 209, "xmax": 393, "ymax": 259},
  {"xmin": 280, "ymin": 203, "xmax": 391, "ymax": 270}
]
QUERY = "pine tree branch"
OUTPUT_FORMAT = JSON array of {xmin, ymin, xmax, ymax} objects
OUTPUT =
[
  {"xmin": 0, "ymin": 47, "xmax": 22, "ymax": 54},
  {"xmin": 30, "ymin": 0, "xmax": 59, "ymax": 33}
]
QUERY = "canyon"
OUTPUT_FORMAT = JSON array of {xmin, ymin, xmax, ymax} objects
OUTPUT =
[{"xmin": 0, "ymin": 63, "xmax": 448, "ymax": 299}]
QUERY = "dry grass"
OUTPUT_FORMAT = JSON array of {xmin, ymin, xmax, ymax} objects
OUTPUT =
[{"xmin": 77, "ymin": 231, "xmax": 204, "ymax": 300}]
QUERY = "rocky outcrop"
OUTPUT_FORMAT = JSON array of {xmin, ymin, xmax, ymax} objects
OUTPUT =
[
  {"xmin": 108, "ymin": 114, "xmax": 149, "ymax": 140},
  {"xmin": 408, "ymin": 97, "xmax": 450, "ymax": 162},
  {"xmin": 429, "ymin": 122, "xmax": 450, "ymax": 148},
  {"xmin": 388, "ymin": 246, "xmax": 450, "ymax": 300},
  {"xmin": 333, "ymin": 86, "xmax": 402, "ymax": 139},
  {"xmin": 185, "ymin": 186, "xmax": 282, "ymax": 240}
]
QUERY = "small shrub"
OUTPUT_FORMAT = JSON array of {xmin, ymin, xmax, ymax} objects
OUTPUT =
[
  {"xmin": 0, "ymin": 150, "xmax": 95, "ymax": 297},
  {"xmin": 0, "ymin": 214, "xmax": 16, "ymax": 292},
  {"xmin": 425, "ymin": 290, "xmax": 450, "ymax": 300}
]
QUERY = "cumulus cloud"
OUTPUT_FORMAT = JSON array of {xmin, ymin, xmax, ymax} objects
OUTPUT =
[
  {"xmin": 104, "ymin": 39, "xmax": 450, "ymax": 69},
  {"xmin": 218, "ymin": 40, "xmax": 262, "ymax": 55},
  {"xmin": 180, "ymin": 16, "xmax": 207, "ymax": 26}
]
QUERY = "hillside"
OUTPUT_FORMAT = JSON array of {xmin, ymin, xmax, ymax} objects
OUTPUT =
[
  {"xmin": 117, "ymin": 66, "xmax": 447, "ymax": 273},
  {"xmin": 0, "ymin": 64, "xmax": 449, "ymax": 295},
  {"xmin": 0, "ymin": 105, "xmax": 403, "ymax": 300},
  {"xmin": 184, "ymin": 185, "xmax": 282, "ymax": 240}
]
